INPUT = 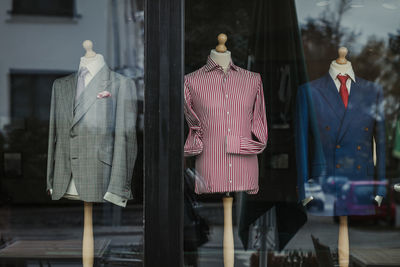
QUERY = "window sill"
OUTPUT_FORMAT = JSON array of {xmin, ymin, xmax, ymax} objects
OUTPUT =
[{"xmin": 6, "ymin": 14, "xmax": 81, "ymax": 24}]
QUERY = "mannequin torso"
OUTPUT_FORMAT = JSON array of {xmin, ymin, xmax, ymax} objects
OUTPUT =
[
  {"xmin": 210, "ymin": 49, "xmax": 231, "ymax": 72},
  {"xmin": 64, "ymin": 54, "xmax": 105, "ymax": 199}
]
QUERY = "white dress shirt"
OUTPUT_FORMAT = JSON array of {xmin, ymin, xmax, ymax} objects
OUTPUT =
[{"xmin": 328, "ymin": 60, "xmax": 356, "ymax": 93}]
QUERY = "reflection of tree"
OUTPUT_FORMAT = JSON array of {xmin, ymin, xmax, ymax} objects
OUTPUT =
[
  {"xmin": 301, "ymin": 0, "xmax": 359, "ymax": 79},
  {"xmin": 300, "ymin": 1, "xmax": 400, "ymax": 174},
  {"xmin": 185, "ymin": 0, "xmax": 252, "ymax": 73},
  {"xmin": 385, "ymin": 30, "xmax": 400, "ymax": 109},
  {"xmin": 352, "ymin": 37, "xmax": 386, "ymax": 81},
  {"xmin": 300, "ymin": 0, "xmax": 400, "ymax": 112}
]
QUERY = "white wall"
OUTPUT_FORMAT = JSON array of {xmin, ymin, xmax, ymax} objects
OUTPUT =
[{"xmin": 0, "ymin": 0, "xmax": 109, "ymax": 130}]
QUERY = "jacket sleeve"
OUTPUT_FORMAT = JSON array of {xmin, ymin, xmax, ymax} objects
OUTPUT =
[
  {"xmin": 295, "ymin": 85, "xmax": 309, "ymax": 201},
  {"xmin": 295, "ymin": 84, "xmax": 326, "ymax": 201},
  {"xmin": 226, "ymin": 74, "xmax": 268, "ymax": 155},
  {"xmin": 46, "ymin": 80, "xmax": 57, "ymax": 192},
  {"xmin": 375, "ymin": 85, "xmax": 386, "ymax": 197},
  {"xmin": 184, "ymin": 79, "xmax": 204, "ymax": 157},
  {"xmin": 105, "ymin": 77, "xmax": 138, "ymax": 203}
]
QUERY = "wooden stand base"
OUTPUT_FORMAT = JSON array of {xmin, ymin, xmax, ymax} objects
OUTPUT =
[
  {"xmin": 223, "ymin": 196, "xmax": 234, "ymax": 267},
  {"xmin": 338, "ymin": 216, "xmax": 349, "ymax": 267},
  {"xmin": 83, "ymin": 202, "xmax": 94, "ymax": 267}
]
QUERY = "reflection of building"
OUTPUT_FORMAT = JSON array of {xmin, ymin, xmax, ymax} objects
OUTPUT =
[
  {"xmin": 0, "ymin": 0, "xmax": 109, "ymax": 130},
  {"xmin": 0, "ymin": 0, "xmax": 144, "ymax": 203}
]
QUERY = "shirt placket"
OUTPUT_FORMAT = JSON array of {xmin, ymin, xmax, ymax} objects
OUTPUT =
[{"xmin": 221, "ymin": 70, "xmax": 233, "ymax": 189}]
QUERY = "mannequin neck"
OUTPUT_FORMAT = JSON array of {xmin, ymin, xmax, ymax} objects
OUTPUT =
[
  {"xmin": 79, "ymin": 54, "xmax": 105, "ymax": 76},
  {"xmin": 330, "ymin": 60, "xmax": 353, "ymax": 75},
  {"xmin": 210, "ymin": 49, "xmax": 231, "ymax": 72}
]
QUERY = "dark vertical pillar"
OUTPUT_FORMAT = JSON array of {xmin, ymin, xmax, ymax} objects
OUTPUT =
[{"xmin": 144, "ymin": 0, "xmax": 184, "ymax": 266}]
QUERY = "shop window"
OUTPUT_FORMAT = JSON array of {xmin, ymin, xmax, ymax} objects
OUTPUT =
[
  {"xmin": 10, "ymin": 71, "xmax": 70, "ymax": 122},
  {"xmin": 10, "ymin": 0, "xmax": 76, "ymax": 17}
]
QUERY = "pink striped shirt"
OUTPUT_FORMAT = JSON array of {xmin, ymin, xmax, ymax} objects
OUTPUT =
[{"xmin": 184, "ymin": 57, "xmax": 268, "ymax": 194}]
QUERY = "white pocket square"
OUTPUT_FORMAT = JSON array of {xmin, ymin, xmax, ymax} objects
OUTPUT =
[{"xmin": 97, "ymin": 91, "xmax": 111, "ymax": 99}]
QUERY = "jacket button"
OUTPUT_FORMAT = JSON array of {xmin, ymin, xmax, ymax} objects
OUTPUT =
[
  {"xmin": 336, "ymin": 145, "xmax": 341, "ymax": 149},
  {"xmin": 364, "ymin": 127, "xmax": 369, "ymax": 131},
  {"xmin": 336, "ymin": 164, "xmax": 341, "ymax": 169},
  {"xmin": 326, "ymin": 126, "xmax": 330, "ymax": 131},
  {"xmin": 357, "ymin": 165, "xmax": 361, "ymax": 170},
  {"xmin": 357, "ymin": 145, "xmax": 361, "ymax": 150}
]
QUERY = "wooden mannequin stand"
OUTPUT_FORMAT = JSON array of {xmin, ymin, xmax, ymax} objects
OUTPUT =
[
  {"xmin": 338, "ymin": 216, "xmax": 349, "ymax": 267},
  {"xmin": 223, "ymin": 193, "xmax": 234, "ymax": 267},
  {"xmin": 83, "ymin": 202, "xmax": 94, "ymax": 267}
]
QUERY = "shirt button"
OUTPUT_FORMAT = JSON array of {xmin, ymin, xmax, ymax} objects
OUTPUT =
[
  {"xmin": 229, "ymin": 180, "xmax": 232, "ymax": 183},
  {"xmin": 364, "ymin": 127, "xmax": 369, "ymax": 132},
  {"xmin": 227, "ymin": 111, "xmax": 230, "ymax": 115},
  {"xmin": 326, "ymin": 126, "xmax": 330, "ymax": 131},
  {"xmin": 228, "ymin": 128, "xmax": 231, "ymax": 132},
  {"xmin": 357, "ymin": 165, "xmax": 361, "ymax": 170},
  {"xmin": 226, "ymin": 94, "xmax": 228, "ymax": 98},
  {"xmin": 357, "ymin": 145, "xmax": 361, "ymax": 150},
  {"xmin": 336, "ymin": 164, "xmax": 341, "ymax": 169},
  {"xmin": 336, "ymin": 145, "xmax": 341, "ymax": 149},
  {"xmin": 229, "ymin": 163, "xmax": 232, "ymax": 167}
]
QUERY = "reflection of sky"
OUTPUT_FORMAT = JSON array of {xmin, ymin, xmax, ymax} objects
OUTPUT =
[{"xmin": 295, "ymin": 0, "xmax": 400, "ymax": 49}]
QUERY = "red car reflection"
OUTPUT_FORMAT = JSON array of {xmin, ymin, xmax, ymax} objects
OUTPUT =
[{"xmin": 333, "ymin": 181, "xmax": 395, "ymax": 225}]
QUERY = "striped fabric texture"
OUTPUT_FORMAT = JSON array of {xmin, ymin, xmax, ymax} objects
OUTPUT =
[{"xmin": 184, "ymin": 57, "xmax": 268, "ymax": 194}]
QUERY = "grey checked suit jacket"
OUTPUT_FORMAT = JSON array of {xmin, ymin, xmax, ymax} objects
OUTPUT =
[{"xmin": 46, "ymin": 65, "xmax": 137, "ymax": 203}]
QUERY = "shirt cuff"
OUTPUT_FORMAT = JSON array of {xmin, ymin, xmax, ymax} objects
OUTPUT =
[
  {"xmin": 49, "ymin": 189, "xmax": 53, "ymax": 195},
  {"xmin": 226, "ymin": 135, "xmax": 241, "ymax": 154},
  {"xmin": 375, "ymin": 195, "xmax": 383, "ymax": 207},
  {"xmin": 302, "ymin": 196, "xmax": 314, "ymax": 206},
  {"xmin": 104, "ymin": 192, "xmax": 128, "ymax": 207}
]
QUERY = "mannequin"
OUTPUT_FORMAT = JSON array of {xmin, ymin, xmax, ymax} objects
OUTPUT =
[
  {"xmin": 333, "ymin": 47, "xmax": 352, "ymax": 267},
  {"xmin": 47, "ymin": 39, "xmax": 137, "ymax": 267},
  {"xmin": 210, "ymin": 33, "xmax": 235, "ymax": 267},
  {"xmin": 81, "ymin": 40, "xmax": 96, "ymax": 267},
  {"xmin": 184, "ymin": 33, "xmax": 268, "ymax": 267},
  {"xmin": 47, "ymin": 40, "xmax": 99, "ymax": 267},
  {"xmin": 298, "ymin": 46, "xmax": 385, "ymax": 267},
  {"xmin": 64, "ymin": 40, "xmax": 105, "ymax": 201},
  {"xmin": 330, "ymin": 47, "xmax": 382, "ymax": 267}
]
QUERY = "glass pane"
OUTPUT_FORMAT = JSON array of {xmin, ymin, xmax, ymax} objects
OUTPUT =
[
  {"xmin": 184, "ymin": 0, "xmax": 400, "ymax": 266},
  {"xmin": 0, "ymin": 1, "xmax": 144, "ymax": 266}
]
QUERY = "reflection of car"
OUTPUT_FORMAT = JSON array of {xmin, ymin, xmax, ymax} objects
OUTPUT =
[
  {"xmin": 322, "ymin": 176, "xmax": 348, "ymax": 194},
  {"xmin": 305, "ymin": 182, "xmax": 325, "ymax": 211},
  {"xmin": 333, "ymin": 181, "xmax": 395, "ymax": 225}
]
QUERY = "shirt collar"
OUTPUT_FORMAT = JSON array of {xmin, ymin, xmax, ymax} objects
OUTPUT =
[
  {"xmin": 329, "ymin": 61, "xmax": 356, "ymax": 83},
  {"xmin": 79, "ymin": 54, "xmax": 105, "ymax": 76},
  {"xmin": 204, "ymin": 56, "xmax": 239, "ymax": 72}
]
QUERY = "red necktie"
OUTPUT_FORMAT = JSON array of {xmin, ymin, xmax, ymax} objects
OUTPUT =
[{"xmin": 337, "ymin": 75, "xmax": 349, "ymax": 108}]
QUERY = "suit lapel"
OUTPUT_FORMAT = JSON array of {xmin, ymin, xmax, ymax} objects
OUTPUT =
[
  {"xmin": 71, "ymin": 65, "xmax": 111, "ymax": 128},
  {"xmin": 61, "ymin": 73, "xmax": 77, "ymax": 126},
  {"xmin": 316, "ymin": 74, "xmax": 346, "ymax": 121},
  {"xmin": 337, "ymin": 79, "xmax": 362, "ymax": 142}
]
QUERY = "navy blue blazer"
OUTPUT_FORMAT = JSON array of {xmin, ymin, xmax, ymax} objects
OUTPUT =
[{"xmin": 295, "ymin": 74, "xmax": 386, "ymax": 203}]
